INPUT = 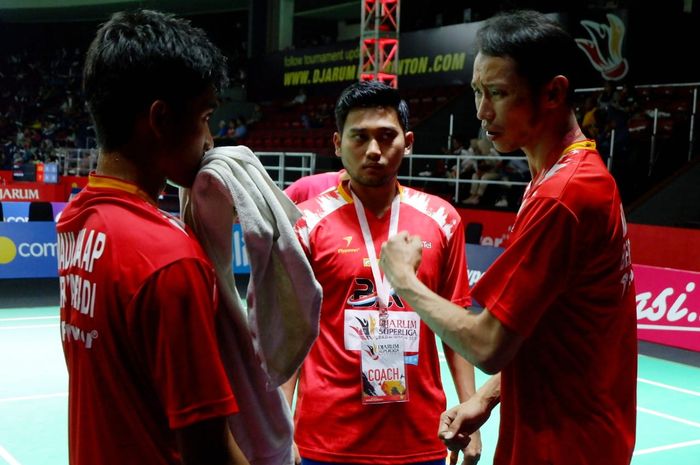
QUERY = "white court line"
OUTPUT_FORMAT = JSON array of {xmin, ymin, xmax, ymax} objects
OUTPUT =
[
  {"xmin": 0, "ymin": 444, "xmax": 22, "ymax": 465},
  {"xmin": 0, "ymin": 316, "xmax": 57, "ymax": 322},
  {"xmin": 634, "ymin": 438, "xmax": 700, "ymax": 455},
  {"xmin": 0, "ymin": 392, "xmax": 67, "ymax": 404},
  {"xmin": 638, "ymin": 406, "xmax": 700, "ymax": 429},
  {"xmin": 638, "ymin": 377, "xmax": 700, "ymax": 397},
  {"xmin": 0, "ymin": 324, "xmax": 59, "ymax": 330},
  {"xmin": 637, "ymin": 324, "xmax": 700, "ymax": 332}
]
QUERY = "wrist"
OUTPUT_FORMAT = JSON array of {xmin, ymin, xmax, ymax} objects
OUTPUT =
[{"xmin": 390, "ymin": 266, "xmax": 420, "ymax": 295}]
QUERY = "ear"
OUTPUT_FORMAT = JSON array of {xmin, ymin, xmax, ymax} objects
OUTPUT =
[
  {"xmin": 404, "ymin": 131, "xmax": 415, "ymax": 155},
  {"xmin": 542, "ymin": 75, "xmax": 569, "ymax": 108},
  {"xmin": 333, "ymin": 132, "xmax": 342, "ymax": 157},
  {"xmin": 148, "ymin": 100, "xmax": 169, "ymax": 140}
]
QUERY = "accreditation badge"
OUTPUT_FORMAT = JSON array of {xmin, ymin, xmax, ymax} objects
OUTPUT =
[{"xmin": 360, "ymin": 337, "xmax": 408, "ymax": 404}]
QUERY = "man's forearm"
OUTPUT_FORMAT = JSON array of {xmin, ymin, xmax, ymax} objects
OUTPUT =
[
  {"xmin": 474, "ymin": 373, "xmax": 501, "ymax": 411},
  {"xmin": 392, "ymin": 272, "xmax": 506, "ymax": 373}
]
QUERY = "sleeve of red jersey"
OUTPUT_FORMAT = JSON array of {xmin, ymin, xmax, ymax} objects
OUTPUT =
[
  {"xmin": 472, "ymin": 198, "xmax": 579, "ymax": 337},
  {"xmin": 437, "ymin": 215, "xmax": 472, "ymax": 308},
  {"xmin": 131, "ymin": 258, "xmax": 239, "ymax": 429}
]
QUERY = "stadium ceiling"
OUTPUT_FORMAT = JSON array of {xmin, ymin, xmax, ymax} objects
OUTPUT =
[{"xmin": 0, "ymin": 0, "xmax": 361, "ymax": 22}]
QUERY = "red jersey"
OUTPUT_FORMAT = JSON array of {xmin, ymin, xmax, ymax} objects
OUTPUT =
[
  {"xmin": 293, "ymin": 182, "xmax": 471, "ymax": 464},
  {"xmin": 57, "ymin": 174, "xmax": 238, "ymax": 465},
  {"xmin": 284, "ymin": 170, "xmax": 345, "ymax": 204},
  {"xmin": 472, "ymin": 141, "xmax": 637, "ymax": 465}
]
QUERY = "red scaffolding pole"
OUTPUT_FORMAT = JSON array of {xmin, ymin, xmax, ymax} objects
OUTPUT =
[{"xmin": 359, "ymin": 0, "xmax": 400, "ymax": 88}]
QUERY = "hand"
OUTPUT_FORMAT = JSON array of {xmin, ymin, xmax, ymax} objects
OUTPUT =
[
  {"xmin": 292, "ymin": 441, "xmax": 301, "ymax": 465},
  {"xmin": 449, "ymin": 430, "xmax": 482, "ymax": 465},
  {"xmin": 380, "ymin": 231, "xmax": 423, "ymax": 290},
  {"xmin": 439, "ymin": 399, "xmax": 491, "ymax": 455}
]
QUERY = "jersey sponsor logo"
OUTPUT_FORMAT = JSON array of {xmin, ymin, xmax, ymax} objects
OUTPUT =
[
  {"xmin": 337, "ymin": 235, "xmax": 360, "ymax": 254},
  {"xmin": 344, "ymin": 278, "xmax": 420, "ymax": 351},
  {"xmin": 61, "ymin": 321, "xmax": 98, "ymax": 349},
  {"xmin": 346, "ymin": 277, "xmax": 404, "ymax": 307}
]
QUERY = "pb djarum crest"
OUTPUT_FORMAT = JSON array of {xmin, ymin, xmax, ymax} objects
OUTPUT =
[{"xmin": 575, "ymin": 13, "xmax": 629, "ymax": 81}]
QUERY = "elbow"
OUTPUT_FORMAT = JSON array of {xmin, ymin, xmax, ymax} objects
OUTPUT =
[
  {"xmin": 476, "ymin": 356, "xmax": 504, "ymax": 375},
  {"xmin": 472, "ymin": 345, "xmax": 511, "ymax": 374}
]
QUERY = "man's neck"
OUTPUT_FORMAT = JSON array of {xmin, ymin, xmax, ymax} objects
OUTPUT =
[
  {"xmin": 524, "ymin": 111, "xmax": 586, "ymax": 175},
  {"xmin": 348, "ymin": 179, "xmax": 398, "ymax": 219},
  {"xmin": 96, "ymin": 150, "xmax": 162, "ymax": 204}
]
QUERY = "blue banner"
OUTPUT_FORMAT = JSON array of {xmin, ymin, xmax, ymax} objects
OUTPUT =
[
  {"xmin": 0, "ymin": 201, "xmax": 67, "ymax": 222},
  {"xmin": 232, "ymin": 223, "xmax": 250, "ymax": 274},
  {"xmin": 2, "ymin": 202, "xmax": 30, "ymax": 222},
  {"xmin": 465, "ymin": 243, "xmax": 504, "ymax": 309},
  {"xmin": 0, "ymin": 221, "xmax": 251, "ymax": 279},
  {"xmin": 0, "ymin": 222, "xmax": 59, "ymax": 278}
]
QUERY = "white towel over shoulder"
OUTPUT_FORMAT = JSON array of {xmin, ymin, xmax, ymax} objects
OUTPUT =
[{"xmin": 180, "ymin": 145, "xmax": 321, "ymax": 465}]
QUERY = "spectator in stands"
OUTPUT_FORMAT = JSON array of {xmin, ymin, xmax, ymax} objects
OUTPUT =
[
  {"xmin": 613, "ymin": 81, "xmax": 640, "ymax": 118},
  {"xmin": 380, "ymin": 11, "xmax": 637, "ymax": 465},
  {"xmin": 445, "ymin": 135, "xmax": 477, "ymax": 180},
  {"xmin": 214, "ymin": 119, "xmax": 228, "ymax": 139},
  {"xmin": 248, "ymin": 104, "xmax": 263, "ymax": 125},
  {"xmin": 495, "ymin": 149, "xmax": 531, "ymax": 208},
  {"xmin": 58, "ymin": 9, "xmax": 250, "ymax": 465},
  {"xmin": 232, "ymin": 116, "xmax": 248, "ymax": 141},
  {"xmin": 285, "ymin": 87, "xmax": 307, "ymax": 108},
  {"xmin": 597, "ymin": 79, "xmax": 616, "ymax": 110},
  {"xmin": 461, "ymin": 138, "xmax": 502, "ymax": 205},
  {"xmin": 580, "ymin": 95, "xmax": 601, "ymax": 139}
]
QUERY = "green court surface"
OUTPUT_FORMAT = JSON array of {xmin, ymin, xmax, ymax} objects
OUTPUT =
[{"xmin": 1, "ymin": 306, "xmax": 699, "ymax": 465}]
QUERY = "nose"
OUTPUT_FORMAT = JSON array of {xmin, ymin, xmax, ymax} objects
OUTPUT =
[
  {"xmin": 475, "ymin": 95, "xmax": 494, "ymax": 122},
  {"xmin": 204, "ymin": 129, "xmax": 214, "ymax": 152},
  {"xmin": 366, "ymin": 138, "xmax": 381, "ymax": 160}
]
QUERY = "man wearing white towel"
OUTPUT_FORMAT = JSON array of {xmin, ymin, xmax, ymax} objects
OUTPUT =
[{"xmin": 56, "ymin": 10, "xmax": 249, "ymax": 465}]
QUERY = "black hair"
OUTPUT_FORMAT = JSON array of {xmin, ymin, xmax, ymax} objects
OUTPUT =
[
  {"xmin": 476, "ymin": 10, "xmax": 581, "ymax": 104},
  {"xmin": 334, "ymin": 80, "xmax": 409, "ymax": 134},
  {"xmin": 83, "ymin": 9, "xmax": 229, "ymax": 151}
]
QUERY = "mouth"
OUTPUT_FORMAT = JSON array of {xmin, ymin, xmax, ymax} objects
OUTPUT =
[{"xmin": 483, "ymin": 129, "xmax": 500, "ymax": 140}]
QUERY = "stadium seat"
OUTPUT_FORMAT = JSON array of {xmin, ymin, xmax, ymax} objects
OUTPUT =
[{"xmin": 28, "ymin": 202, "xmax": 54, "ymax": 222}]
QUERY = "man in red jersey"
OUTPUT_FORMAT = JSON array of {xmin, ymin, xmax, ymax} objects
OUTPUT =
[
  {"xmin": 284, "ymin": 169, "xmax": 348, "ymax": 204},
  {"xmin": 56, "ymin": 10, "xmax": 249, "ymax": 465},
  {"xmin": 282, "ymin": 80, "xmax": 482, "ymax": 465},
  {"xmin": 380, "ymin": 10, "xmax": 637, "ymax": 465}
]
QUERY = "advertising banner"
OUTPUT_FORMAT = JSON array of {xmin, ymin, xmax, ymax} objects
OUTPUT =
[
  {"xmin": 635, "ymin": 264, "xmax": 700, "ymax": 353},
  {"xmin": 0, "ymin": 221, "xmax": 251, "ymax": 279},
  {"xmin": 248, "ymin": 22, "xmax": 481, "ymax": 100},
  {"xmin": 0, "ymin": 202, "xmax": 67, "ymax": 222},
  {"xmin": 0, "ymin": 222, "xmax": 59, "ymax": 279}
]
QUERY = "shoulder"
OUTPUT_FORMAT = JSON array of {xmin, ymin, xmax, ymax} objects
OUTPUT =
[
  {"xmin": 295, "ymin": 188, "xmax": 350, "ymax": 245},
  {"xmin": 532, "ymin": 148, "xmax": 618, "ymax": 218},
  {"xmin": 400, "ymin": 187, "xmax": 462, "ymax": 241}
]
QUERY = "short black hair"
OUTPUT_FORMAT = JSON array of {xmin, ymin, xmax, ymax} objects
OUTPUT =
[
  {"xmin": 476, "ymin": 10, "xmax": 581, "ymax": 104},
  {"xmin": 83, "ymin": 9, "xmax": 229, "ymax": 151},
  {"xmin": 334, "ymin": 80, "xmax": 409, "ymax": 134}
]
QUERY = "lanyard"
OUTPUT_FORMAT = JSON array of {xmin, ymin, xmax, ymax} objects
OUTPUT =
[{"xmin": 351, "ymin": 189, "xmax": 400, "ymax": 308}]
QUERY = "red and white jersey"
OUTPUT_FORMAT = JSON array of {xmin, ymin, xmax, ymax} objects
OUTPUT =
[
  {"xmin": 284, "ymin": 170, "xmax": 345, "ymax": 204},
  {"xmin": 57, "ymin": 174, "xmax": 238, "ymax": 465},
  {"xmin": 293, "ymin": 182, "xmax": 471, "ymax": 464},
  {"xmin": 473, "ymin": 141, "xmax": 637, "ymax": 465}
]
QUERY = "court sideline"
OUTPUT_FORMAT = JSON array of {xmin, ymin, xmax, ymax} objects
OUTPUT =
[{"xmin": 1, "ymin": 280, "xmax": 699, "ymax": 465}]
